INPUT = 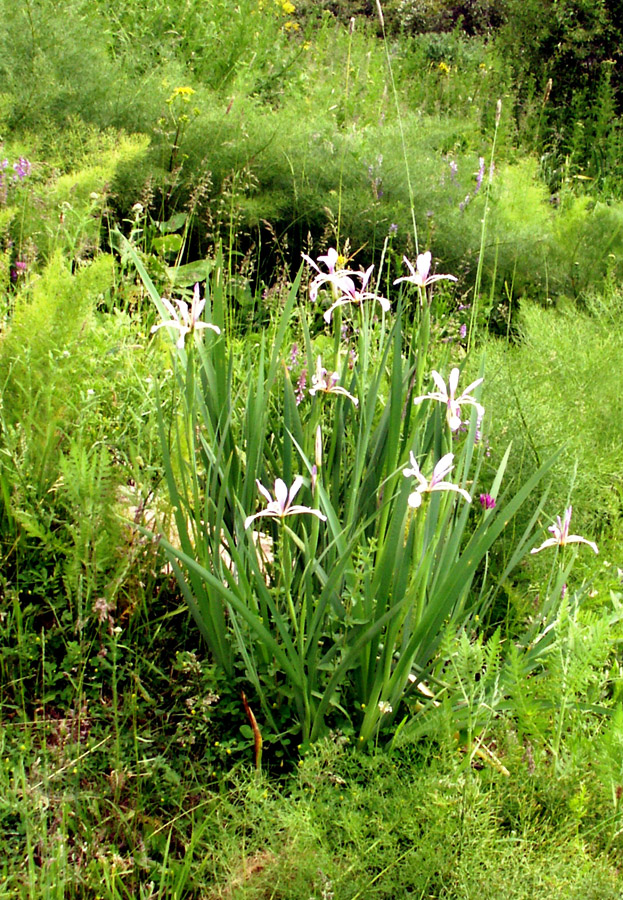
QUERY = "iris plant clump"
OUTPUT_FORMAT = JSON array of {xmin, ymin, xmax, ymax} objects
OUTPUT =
[{"xmin": 135, "ymin": 234, "xmax": 588, "ymax": 751}]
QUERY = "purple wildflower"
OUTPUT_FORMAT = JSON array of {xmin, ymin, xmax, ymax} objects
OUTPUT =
[
  {"xmin": 323, "ymin": 265, "xmax": 390, "ymax": 323},
  {"xmin": 288, "ymin": 343, "xmax": 299, "ymax": 370},
  {"xmin": 474, "ymin": 157, "xmax": 485, "ymax": 195},
  {"xmin": 413, "ymin": 368, "xmax": 484, "ymax": 432},
  {"xmin": 479, "ymin": 493, "xmax": 496, "ymax": 510},
  {"xmin": 309, "ymin": 356, "xmax": 358, "ymax": 406},
  {"xmin": 389, "ymin": 223, "xmax": 398, "ymax": 235},
  {"xmin": 404, "ymin": 452, "xmax": 472, "ymax": 509},
  {"xmin": 394, "ymin": 252, "xmax": 457, "ymax": 290},
  {"xmin": 13, "ymin": 157, "xmax": 31, "ymax": 181},
  {"xmin": 459, "ymin": 323, "xmax": 467, "ymax": 339},
  {"xmin": 10, "ymin": 260, "xmax": 27, "ymax": 282},
  {"xmin": 296, "ymin": 369, "xmax": 307, "ymax": 405}
]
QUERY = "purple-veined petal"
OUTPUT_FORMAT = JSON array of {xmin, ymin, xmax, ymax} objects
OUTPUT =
[
  {"xmin": 191, "ymin": 283, "xmax": 207, "ymax": 321},
  {"xmin": 160, "ymin": 295, "xmax": 180, "ymax": 320},
  {"xmin": 256, "ymin": 479, "xmax": 274, "ymax": 506},
  {"xmin": 360, "ymin": 264, "xmax": 375, "ymax": 291},
  {"xmin": 430, "ymin": 452, "xmax": 455, "ymax": 485},
  {"xmin": 302, "ymin": 252, "xmax": 322, "ymax": 275},
  {"xmin": 430, "ymin": 370, "xmax": 449, "ymax": 397},
  {"xmin": 176, "ymin": 299, "xmax": 190, "ymax": 325},
  {"xmin": 150, "ymin": 319, "xmax": 180, "ymax": 334},
  {"xmin": 565, "ymin": 535, "xmax": 599, "ymax": 554},
  {"xmin": 417, "ymin": 251, "xmax": 431, "ymax": 282},
  {"xmin": 393, "ymin": 256, "xmax": 419, "ymax": 287},
  {"xmin": 273, "ymin": 479, "xmax": 289, "ymax": 512},
  {"xmin": 448, "ymin": 368, "xmax": 460, "ymax": 399},
  {"xmin": 459, "ymin": 376, "xmax": 484, "ymax": 399},
  {"xmin": 423, "ymin": 273, "xmax": 458, "ymax": 285},
  {"xmin": 336, "ymin": 274, "xmax": 358, "ymax": 297},
  {"xmin": 244, "ymin": 510, "xmax": 272, "ymax": 530},
  {"xmin": 429, "ymin": 481, "xmax": 472, "ymax": 503},
  {"xmin": 530, "ymin": 537, "xmax": 560, "ymax": 554},
  {"xmin": 284, "ymin": 504, "xmax": 327, "ymax": 521},
  {"xmin": 403, "ymin": 453, "xmax": 428, "ymax": 490},
  {"xmin": 323, "ymin": 298, "xmax": 350, "ymax": 323},
  {"xmin": 318, "ymin": 248, "xmax": 338, "ymax": 271},
  {"xmin": 287, "ymin": 476, "xmax": 305, "ymax": 507},
  {"xmin": 194, "ymin": 321, "xmax": 221, "ymax": 335}
]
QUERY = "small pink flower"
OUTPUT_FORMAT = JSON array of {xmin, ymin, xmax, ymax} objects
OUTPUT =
[
  {"xmin": 394, "ymin": 252, "xmax": 457, "ymax": 289},
  {"xmin": 404, "ymin": 452, "xmax": 471, "ymax": 509},
  {"xmin": 530, "ymin": 506, "xmax": 598, "ymax": 555},
  {"xmin": 479, "ymin": 493, "xmax": 496, "ymax": 510},
  {"xmin": 309, "ymin": 356, "xmax": 358, "ymax": 405},
  {"xmin": 244, "ymin": 478, "xmax": 327, "ymax": 530},
  {"xmin": 323, "ymin": 265, "xmax": 390, "ymax": 323},
  {"xmin": 151, "ymin": 283, "xmax": 220, "ymax": 349},
  {"xmin": 413, "ymin": 368, "xmax": 484, "ymax": 432},
  {"xmin": 295, "ymin": 369, "xmax": 307, "ymax": 405}
]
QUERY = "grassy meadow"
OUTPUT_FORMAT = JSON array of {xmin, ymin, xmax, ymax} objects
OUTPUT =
[{"xmin": 1, "ymin": 0, "xmax": 623, "ymax": 896}]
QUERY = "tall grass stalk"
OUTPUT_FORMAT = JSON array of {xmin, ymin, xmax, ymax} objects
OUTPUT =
[
  {"xmin": 375, "ymin": 0, "xmax": 419, "ymax": 253},
  {"xmin": 467, "ymin": 97, "xmax": 503, "ymax": 353},
  {"xmin": 336, "ymin": 16, "xmax": 357, "ymax": 247}
]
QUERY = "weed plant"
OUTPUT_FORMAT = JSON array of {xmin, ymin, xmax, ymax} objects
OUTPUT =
[{"xmin": 0, "ymin": 251, "xmax": 174, "ymax": 718}]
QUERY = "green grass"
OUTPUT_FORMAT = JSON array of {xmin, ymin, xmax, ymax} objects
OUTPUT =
[
  {"xmin": 0, "ymin": 723, "xmax": 621, "ymax": 898},
  {"xmin": 472, "ymin": 288, "xmax": 623, "ymax": 576}
]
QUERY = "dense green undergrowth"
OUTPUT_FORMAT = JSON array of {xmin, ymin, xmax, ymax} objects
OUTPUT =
[{"xmin": 1, "ymin": 729, "xmax": 622, "ymax": 898}]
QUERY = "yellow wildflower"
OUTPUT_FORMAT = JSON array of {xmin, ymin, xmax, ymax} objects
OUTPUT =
[{"xmin": 167, "ymin": 86, "xmax": 196, "ymax": 104}]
